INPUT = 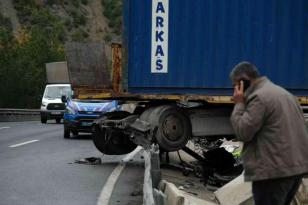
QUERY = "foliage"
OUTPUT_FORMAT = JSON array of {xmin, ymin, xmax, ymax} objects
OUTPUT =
[
  {"xmin": 0, "ymin": 0, "xmax": 122, "ymax": 108},
  {"xmin": 81, "ymin": 0, "xmax": 88, "ymax": 5},
  {"xmin": 71, "ymin": 28, "xmax": 88, "ymax": 42},
  {"xmin": 103, "ymin": 33, "xmax": 112, "ymax": 42},
  {"xmin": 0, "ymin": 26, "xmax": 65, "ymax": 108},
  {"xmin": 0, "ymin": 14, "xmax": 13, "ymax": 45},
  {"xmin": 69, "ymin": 9, "xmax": 86, "ymax": 28},
  {"xmin": 0, "ymin": 3, "xmax": 65, "ymax": 108},
  {"xmin": 72, "ymin": 0, "xmax": 80, "ymax": 8},
  {"xmin": 46, "ymin": 0, "xmax": 59, "ymax": 6},
  {"xmin": 64, "ymin": 17, "xmax": 73, "ymax": 31},
  {"xmin": 13, "ymin": 0, "xmax": 36, "ymax": 9},
  {"xmin": 101, "ymin": 0, "xmax": 122, "ymax": 35}
]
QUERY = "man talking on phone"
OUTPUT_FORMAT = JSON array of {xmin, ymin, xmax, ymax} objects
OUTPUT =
[{"xmin": 230, "ymin": 62, "xmax": 308, "ymax": 205}]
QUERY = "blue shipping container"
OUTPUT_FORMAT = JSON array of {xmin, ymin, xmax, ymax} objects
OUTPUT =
[{"xmin": 124, "ymin": 0, "xmax": 308, "ymax": 96}]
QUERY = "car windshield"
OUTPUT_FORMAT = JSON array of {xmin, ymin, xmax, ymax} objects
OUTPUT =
[{"xmin": 44, "ymin": 86, "xmax": 71, "ymax": 99}]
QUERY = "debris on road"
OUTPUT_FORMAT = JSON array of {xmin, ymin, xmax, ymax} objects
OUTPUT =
[
  {"xmin": 74, "ymin": 157, "xmax": 102, "ymax": 165},
  {"xmin": 159, "ymin": 138, "xmax": 308, "ymax": 205},
  {"xmin": 157, "ymin": 140, "xmax": 245, "ymax": 204},
  {"xmin": 292, "ymin": 177, "xmax": 308, "ymax": 205},
  {"xmin": 130, "ymin": 189, "xmax": 143, "ymax": 197}
]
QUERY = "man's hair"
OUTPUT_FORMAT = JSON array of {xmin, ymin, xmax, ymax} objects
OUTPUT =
[{"xmin": 229, "ymin": 62, "xmax": 260, "ymax": 81}]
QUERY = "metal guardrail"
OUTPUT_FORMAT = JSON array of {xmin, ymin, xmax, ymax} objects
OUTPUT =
[
  {"xmin": 143, "ymin": 145, "xmax": 165, "ymax": 205},
  {"xmin": 0, "ymin": 108, "xmax": 40, "ymax": 113},
  {"xmin": 143, "ymin": 148, "xmax": 156, "ymax": 205},
  {"xmin": 0, "ymin": 109, "xmax": 40, "ymax": 122}
]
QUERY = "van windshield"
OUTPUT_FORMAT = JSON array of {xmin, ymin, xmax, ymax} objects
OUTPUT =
[{"xmin": 44, "ymin": 86, "xmax": 71, "ymax": 99}]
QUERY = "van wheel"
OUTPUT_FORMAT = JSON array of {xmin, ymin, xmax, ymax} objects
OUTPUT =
[
  {"xmin": 64, "ymin": 126, "xmax": 70, "ymax": 139},
  {"xmin": 41, "ymin": 115, "xmax": 47, "ymax": 124}
]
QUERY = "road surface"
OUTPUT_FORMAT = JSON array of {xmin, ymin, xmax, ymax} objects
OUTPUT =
[{"xmin": 0, "ymin": 121, "xmax": 144, "ymax": 205}]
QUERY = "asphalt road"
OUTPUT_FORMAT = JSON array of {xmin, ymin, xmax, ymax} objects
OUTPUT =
[{"xmin": 0, "ymin": 121, "xmax": 144, "ymax": 205}]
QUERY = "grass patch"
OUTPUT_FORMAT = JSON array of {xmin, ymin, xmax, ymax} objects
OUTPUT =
[{"xmin": 101, "ymin": 0, "xmax": 122, "ymax": 35}]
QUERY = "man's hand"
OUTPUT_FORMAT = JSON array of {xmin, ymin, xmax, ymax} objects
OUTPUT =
[{"xmin": 233, "ymin": 81, "xmax": 244, "ymax": 104}]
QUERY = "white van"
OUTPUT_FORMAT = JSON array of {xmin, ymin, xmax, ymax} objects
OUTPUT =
[{"xmin": 40, "ymin": 84, "xmax": 71, "ymax": 123}]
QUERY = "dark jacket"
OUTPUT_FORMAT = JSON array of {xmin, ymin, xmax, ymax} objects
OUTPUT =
[{"xmin": 231, "ymin": 77, "xmax": 308, "ymax": 181}]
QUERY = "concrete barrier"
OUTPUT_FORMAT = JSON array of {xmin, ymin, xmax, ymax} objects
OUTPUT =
[
  {"xmin": 159, "ymin": 180, "xmax": 218, "ymax": 205},
  {"xmin": 214, "ymin": 174, "xmax": 253, "ymax": 205},
  {"xmin": 0, "ymin": 109, "xmax": 40, "ymax": 122}
]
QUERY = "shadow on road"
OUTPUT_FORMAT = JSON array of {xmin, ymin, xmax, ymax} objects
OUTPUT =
[
  {"xmin": 43, "ymin": 122, "xmax": 63, "ymax": 125},
  {"xmin": 69, "ymin": 134, "xmax": 92, "ymax": 140}
]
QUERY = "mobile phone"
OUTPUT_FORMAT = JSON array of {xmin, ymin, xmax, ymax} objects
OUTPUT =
[{"xmin": 239, "ymin": 78, "xmax": 251, "ymax": 91}]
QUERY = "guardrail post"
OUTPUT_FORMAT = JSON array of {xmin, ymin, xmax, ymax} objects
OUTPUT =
[
  {"xmin": 151, "ymin": 144, "xmax": 161, "ymax": 189},
  {"xmin": 143, "ymin": 147, "xmax": 155, "ymax": 205},
  {"xmin": 143, "ymin": 144, "xmax": 165, "ymax": 205}
]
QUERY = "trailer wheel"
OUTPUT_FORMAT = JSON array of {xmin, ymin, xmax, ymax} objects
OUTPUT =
[
  {"xmin": 92, "ymin": 111, "xmax": 137, "ymax": 155},
  {"xmin": 154, "ymin": 106, "xmax": 191, "ymax": 151}
]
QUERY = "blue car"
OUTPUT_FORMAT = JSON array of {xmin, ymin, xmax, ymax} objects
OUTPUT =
[{"xmin": 63, "ymin": 99, "xmax": 119, "ymax": 138}]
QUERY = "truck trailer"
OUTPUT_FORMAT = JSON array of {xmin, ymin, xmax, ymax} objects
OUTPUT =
[
  {"xmin": 40, "ymin": 62, "xmax": 71, "ymax": 123},
  {"xmin": 65, "ymin": 0, "xmax": 308, "ymax": 155}
]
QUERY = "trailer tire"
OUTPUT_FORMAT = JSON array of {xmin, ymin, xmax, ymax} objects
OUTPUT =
[
  {"xmin": 155, "ymin": 106, "xmax": 191, "ymax": 151},
  {"xmin": 92, "ymin": 111, "xmax": 137, "ymax": 155}
]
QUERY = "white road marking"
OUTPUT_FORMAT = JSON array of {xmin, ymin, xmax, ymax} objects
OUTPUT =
[
  {"xmin": 9, "ymin": 140, "xmax": 39, "ymax": 148},
  {"xmin": 97, "ymin": 146, "xmax": 143, "ymax": 205},
  {"xmin": 0, "ymin": 127, "xmax": 10, "ymax": 130}
]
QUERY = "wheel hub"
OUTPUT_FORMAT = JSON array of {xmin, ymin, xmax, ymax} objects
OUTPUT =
[{"xmin": 162, "ymin": 115, "xmax": 183, "ymax": 141}]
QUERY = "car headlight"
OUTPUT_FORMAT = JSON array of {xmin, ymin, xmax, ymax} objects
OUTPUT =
[{"xmin": 66, "ymin": 107, "xmax": 76, "ymax": 115}]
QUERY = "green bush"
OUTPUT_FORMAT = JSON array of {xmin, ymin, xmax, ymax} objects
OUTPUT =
[
  {"xmin": 71, "ymin": 28, "xmax": 88, "ymax": 42},
  {"xmin": 0, "ymin": 19, "xmax": 13, "ymax": 47},
  {"xmin": 1, "ymin": 0, "xmax": 67, "ymax": 108},
  {"xmin": 0, "ymin": 26, "xmax": 65, "ymax": 108},
  {"xmin": 0, "ymin": 14, "xmax": 13, "ymax": 34},
  {"xmin": 30, "ymin": 8, "xmax": 55, "ymax": 27},
  {"xmin": 81, "ymin": 0, "xmax": 88, "ymax": 5},
  {"xmin": 76, "ymin": 15, "xmax": 86, "ymax": 25},
  {"xmin": 101, "ymin": 0, "xmax": 122, "ymax": 34},
  {"xmin": 104, "ymin": 33, "xmax": 112, "ymax": 42},
  {"xmin": 64, "ymin": 18, "xmax": 71, "ymax": 27},
  {"xmin": 46, "ymin": 0, "xmax": 59, "ymax": 5},
  {"xmin": 70, "ymin": 10, "xmax": 86, "ymax": 27},
  {"xmin": 13, "ymin": 0, "xmax": 36, "ymax": 9},
  {"xmin": 72, "ymin": 0, "xmax": 80, "ymax": 8}
]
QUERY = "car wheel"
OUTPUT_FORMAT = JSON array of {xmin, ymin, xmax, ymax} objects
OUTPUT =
[
  {"xmin": 64, "ymin": 126, "xmax": 70, "ymax": 139},
  {"xmin": 72, "ymin": 130, "xmax": 78, "ymax": 137},
  {"xmin": 41, "ymin": 115, "xmax": 47, "ymax": 124},
  {"xmin": 56, "ymin": 118, "xmax": 61, "ymax": 124}
]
